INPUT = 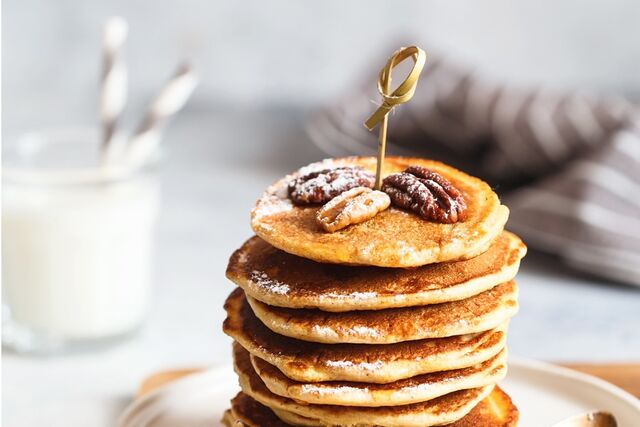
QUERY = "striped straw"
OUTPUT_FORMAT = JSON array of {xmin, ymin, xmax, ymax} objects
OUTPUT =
[
  {"xmin": 100, "ymin": 16, "xmax": 128, "ymax": 152},
  {"xmin": 124, "ymin": 62, "xmax": 198, "ymax": 168}
]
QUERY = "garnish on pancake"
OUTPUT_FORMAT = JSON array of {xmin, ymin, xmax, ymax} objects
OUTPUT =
[
  {"xmin": 315, "ymin": 186, "xmax": 390, "ymax": 232},
  {"xmin": 288, "ymin": 166, "xmax": 374, "ymax": 205},
  {"xmin": 382, "ymin": 165, "xmax": 467, "ymax": 223},
  {"xmin": 252, "ymin": 157, "xmax": 508, "ymax": 267}
]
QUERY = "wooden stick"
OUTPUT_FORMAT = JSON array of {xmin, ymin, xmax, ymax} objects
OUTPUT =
[{"xmin": 364, "ymin": 46, "xmax": 427, "ymax": 189}]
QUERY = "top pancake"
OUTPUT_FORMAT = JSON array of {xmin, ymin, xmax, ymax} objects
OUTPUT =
[
  {"xmin": 251, "ymin": 157, "xmax": 509, "ymax": 267},
  {"xmin": 227, "ymin": 231, "xmax": 526, "ymax": 311}
]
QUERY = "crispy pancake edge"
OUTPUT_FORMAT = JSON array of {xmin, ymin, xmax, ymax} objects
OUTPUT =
[
  {"xmin": 233, "ymin": 342, "xmax": 495, "ymax": 427},
  {"xmin": 248, "ymin": 342, "xmax": 508, "ymax": 407},
  {"xmin": 227, "ymin": 231, "xmax": 527, "ymax": 311},
  {"xmin": 247, "ymin": 281, "xmax": 518, "ymax": 344},
  {"xmin": 227, "ymin": 387, "xmax": 519, "ymax": 427},
  {"xmin": 223, "ymin": 289, "xmax": 508, "ymax": 383}
]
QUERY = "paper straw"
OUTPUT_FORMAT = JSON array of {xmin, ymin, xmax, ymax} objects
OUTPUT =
[
  {"xmin": 100, "ymin": 16, "xmax": 128, "ymax": 152},
  {"xmin": 125, "ymin": 62, "xmax": 198, "ymax": 168}
]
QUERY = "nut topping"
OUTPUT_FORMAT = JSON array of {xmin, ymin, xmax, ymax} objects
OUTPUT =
[
  {"xmin": 382, "ymin": 166, "xmax": 467, "ymax": 223},
  {"xmin": 288, "ymin": 166, "xmax": 375, "ymax": 205},
  {"xmin": 316, "ymin": 187, "xmax": 390, "ymax": 232}
]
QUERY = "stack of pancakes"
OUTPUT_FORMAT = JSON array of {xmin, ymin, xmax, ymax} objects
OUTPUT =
[{"xmin": 223, "ymin": 157, "xmax": 526, "ymax": 426}]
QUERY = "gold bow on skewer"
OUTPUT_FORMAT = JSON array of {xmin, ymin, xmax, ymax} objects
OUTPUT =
[{"xmin": 364, "ymin": 46, "xmax": 426, "ymax": 189}]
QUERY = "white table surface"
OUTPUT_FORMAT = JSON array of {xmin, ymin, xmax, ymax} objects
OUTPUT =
[{"xmin": 3, "ymin": 108, "xmax": 640, "ymax": 427}]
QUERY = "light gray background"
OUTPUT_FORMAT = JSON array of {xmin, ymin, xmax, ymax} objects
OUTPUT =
[
  {"xmin": 3, "ymin": 2, "xmax": 640, "ymax": 426},
  {"xmin": 5, "ymin": 0, "xmax": 640, "ymax": 132}
]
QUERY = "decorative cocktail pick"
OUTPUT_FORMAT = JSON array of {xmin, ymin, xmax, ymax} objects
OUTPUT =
[
  {"xmin": 100, "ymin": 16, "xmax": 128, "ymax": 152},
  {"xmin": 364, "ymin": 46, "xmax": 426, "ymax": 189}
]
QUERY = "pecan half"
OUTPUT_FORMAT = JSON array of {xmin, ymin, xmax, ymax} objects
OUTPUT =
[
  {"xmin": 381, "ymin": 165, "xmax": 467, "ymax": 223},
  {"xmin": 288, "ymin": 166, "xmax": 375, "ymax": 205},
  {"xmin": 316, "ymin": 187, "xmax": 390, "ymax": 232}
]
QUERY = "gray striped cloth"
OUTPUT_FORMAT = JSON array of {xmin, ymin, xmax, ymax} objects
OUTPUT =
[{"xmin": 307, "ymin": 53, "xmax": 640, "ymax": 286}]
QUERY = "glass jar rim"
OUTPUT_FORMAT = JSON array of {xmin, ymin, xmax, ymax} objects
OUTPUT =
[{"xmin": 3, "ymin": 127, "xmax": 149, "ymax": 185}]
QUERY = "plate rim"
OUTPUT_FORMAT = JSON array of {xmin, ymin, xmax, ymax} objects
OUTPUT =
[
  {"xmin": 117, "ymin": 365, "xmax": 238, "ymax": 427},
  {"xmin": 508, "ymin": 357, "xmax": 639, "ymax": 409}
]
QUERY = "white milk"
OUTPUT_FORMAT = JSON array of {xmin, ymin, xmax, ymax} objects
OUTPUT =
[{"xmin": 2, "ymin": 129, "xmax": 160, "ymax": 351}]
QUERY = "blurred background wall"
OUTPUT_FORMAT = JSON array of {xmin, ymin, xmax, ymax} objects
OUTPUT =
[{"xmin": 4, "ymin": 0, "xmax": 640, "ymax": 134}]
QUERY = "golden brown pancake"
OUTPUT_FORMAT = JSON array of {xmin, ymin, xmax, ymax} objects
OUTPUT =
[
  {"xmin": 246, "ymin": 342, "xmax": 507, "ymax": 407},
  {"xmin": 226, "ymin": 393, "xmax": 291, "ymax": 427},
  {"xmin": 223, "ymin": 289, "xmax": 507, "ymax": 383},
  {"xmin": 225, "ymin": 388, "xmax": 519, "ymax": 426},
  {"xmin": 233, "ymin": 344, "xmax": 494, "ymax": 427},
  {"xmin": 221, "ymin": 409, "xmax": 237, "ymax": 427},
  {"xmin": 271, "ymin": 408, "xmax": 323, "ymax": 427},
  {"xmin": 271, "ymin": 408, "xmax": 322, "ymax": 427},
  {"xmin": 227, "ymin": 231, "xmax": 526, "ymax": 312},
  {"xmin": 452, "ymin": 385, "xmax": 520, "ymax": 427},
  {"xmin": 226, "ymin": 392, "xmax": 317, "ymax": 427},
  {"xmin": 247, "ymin": 281, "xmax": 518, "ymax": 344},
  {"xmin": 251, "ymin": 157, "xmax": 509, "ymax": 267}
]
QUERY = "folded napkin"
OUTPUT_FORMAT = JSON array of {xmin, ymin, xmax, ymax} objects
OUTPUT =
[{"xmin": 308, "ymin": 51, "xmax": 640, "ymax": 286}]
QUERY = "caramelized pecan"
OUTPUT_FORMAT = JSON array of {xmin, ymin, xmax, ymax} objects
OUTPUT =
[
  {"xmin": 288, "ymin": 166, "xmax": 375, "ymax": 205},
  {"xmin": 316, "ymin": 187, "xmax": 390, "ymax": 232},
  {"xmin": 382, "ymin": 166, "xmax": 467, "ymax": 223}
]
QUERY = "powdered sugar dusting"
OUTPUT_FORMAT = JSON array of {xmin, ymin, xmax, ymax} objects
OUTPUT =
[
  {"xmin": 312, "ymin": 324, "xmax": 381, "ymax": 339},
  {"xmin": 297, "ymin": 158, "xmax": 341, "ymax": 176},
  {"xmin": 311, "ymin": 324, "xmax": 336, "ymax": 337},
  {"xmin": 252, "ymin": 195, "xmax": 292, "ymax": 220},
  {"xmin": 359, "ymin": 240, "xmax": 420, "ymax": 262},
  {"xmin": 250, "ymin": 271, "xmax": 290, "ymax": 295},
  {"xmin": 300, "ymin": 383, "xmax": 367, "ymax": 397},
  {"xmin": 318, "ymin": 291, "xmax": 378, "ymax": 302},
  {"xmin": 358, "ymin": 242, "xmax": 376, "ymax": 257},
  {"xmin": 395, "ymin": 240, "xmax": 420, "ymax": 259},
  {"xmin": 395, "ymin": 382, "xmax": 438, "ymax": 395},
  {"xmin": 325, "ymin": 359, "xmax": 384, "ymax": 371},
  {"xmin": 253, "ymin": 157, "xmax": 367, "ymax": 219},
  {"xmin": 288, "ymin": 166, "xmax": 374, "ymax": 204},
  {"xmin": 351, "ymin": 326, "xmax": 381, "ymax": 338}
]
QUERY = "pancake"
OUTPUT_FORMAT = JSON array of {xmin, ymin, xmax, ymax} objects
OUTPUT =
[
  {"xmin": 272, "ymin": 408, "xmax": 322, "ymax": 427},
  {"xmin": 247, "ymin": 342, "xmax": 507, "ymax": 406},
  {"xmin": 227, "ymin": 231, "xmax": 526, "ymax": 312},
  {"xmin": 226, "ymin": 392, "xmax": 296, "ymax": 427},
  {"xmin": 221, "ymin": 410, "xmax": 236, "ymax": 426},
  {"xmin": 251, "ymin": 157, "xmax": 509, "ymax": 267},
  {"xmin": 233, "ymin": 344, "xmax": 495, "ymax": 427},
  {"xmin": 226, "ymin": 392, "xmax": 319, "ymax": 427},
  {"xmin": 223, "ymin": 289, "xmax": 507, "ymax": 383},
  {"xmin": 247, "ymin": 281, "xmax": 518, "ymax": 344},
  {"xmin": 225, "ymin": 388, "xmax": 519, "ymax": 427}
]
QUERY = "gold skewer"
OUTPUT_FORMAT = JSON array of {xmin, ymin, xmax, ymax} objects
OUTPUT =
[{"xmin": 364, "ymin": 46, "xmax": 427, "ymax": 190}]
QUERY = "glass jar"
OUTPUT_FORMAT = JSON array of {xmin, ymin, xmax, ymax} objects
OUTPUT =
[{"xmin": 2, "ymin": 128, "xmax": 160, "ymax": 354}]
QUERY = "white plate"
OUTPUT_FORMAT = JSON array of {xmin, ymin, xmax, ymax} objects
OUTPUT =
[{"xmin": 118, "ymin": 358, "xmax": 640, "ymax": 427}]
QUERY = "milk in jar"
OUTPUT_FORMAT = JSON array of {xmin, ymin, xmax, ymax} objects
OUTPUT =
[{"xmin": 2, "ymin": 129, "xmax": 160, "ymax": 352}]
